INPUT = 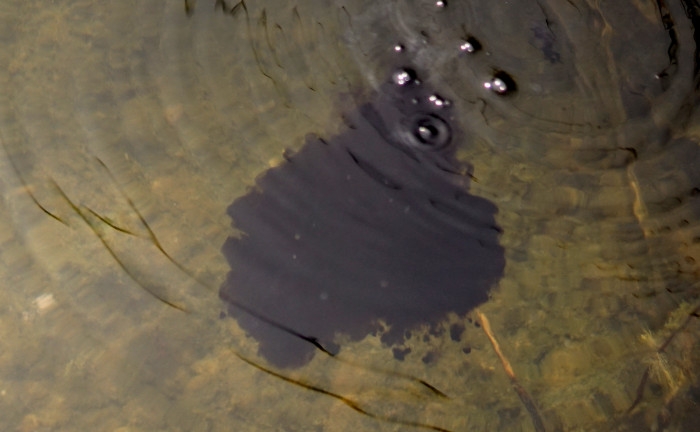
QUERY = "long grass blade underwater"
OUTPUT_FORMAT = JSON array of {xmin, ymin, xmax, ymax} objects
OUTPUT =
[{"xmin": 1, "ymin": 138, "xmax": 465, "ymax": 431}]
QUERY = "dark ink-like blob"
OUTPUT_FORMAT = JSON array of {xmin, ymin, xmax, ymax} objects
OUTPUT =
[
  {"xmin": 449, "ymin": 323, "xmax": 465, "ymax": 342},
  {"xmin": 220, "ymin": 68, "xmax": 505, "ymax": 368},
  {"xmin": 393, "ymin": 347, "xmax": 412, "ymax": 361},
  {"xmin": 422, "ymin": 351, "xmax": 439, "ymax": 364}
]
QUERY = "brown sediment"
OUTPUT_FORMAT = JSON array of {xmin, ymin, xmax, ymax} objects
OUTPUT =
[{"xmin": 477, "ymin": 311, "xmax": 546, "ymax": 432}]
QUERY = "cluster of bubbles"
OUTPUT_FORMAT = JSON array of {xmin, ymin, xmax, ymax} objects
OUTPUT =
[
  {"xmin": 389, "ymin": 66, "xmax": 452, "ymax": 151},
  {"xmin": 384, "ymin": 1, "xmax": 518, "ymax": 152},
  {"xmin": 391, "ymin": 1, "xmax": 518, "ymax": 97},
  {"xmin": 460, "ymin": 40, "xmax": 517, "ymax": 95}
]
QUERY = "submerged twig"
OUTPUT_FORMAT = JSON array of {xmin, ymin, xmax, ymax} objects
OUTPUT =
[
  {"xmin": 477, "ymin": 311, "xmax": 546, "ymax": 432},
  {"xmin": 234, "ymin": 352, "xmax": 454, "ymax": 432}
]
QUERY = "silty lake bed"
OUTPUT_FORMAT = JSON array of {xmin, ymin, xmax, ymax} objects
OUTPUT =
[{"xmin": 0, "ymin": 1, "xmax": 699, "ymax": 431}]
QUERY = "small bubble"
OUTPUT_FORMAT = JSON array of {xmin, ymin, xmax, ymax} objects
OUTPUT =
[
  {"xmin": 417, "ymin": 125, "xmax": 434, "ymax": 141},
  {"xmin": 460, "ymin": 41, "xmax": 474, "ymax": 53},
  {"xmin": 394, "ymin": 43, "xmax": 405, "ymax": 53},
  {"xmin": 459, "ymin": 36, "xmax": 481, "ymax": 54},
  {"xmin": 409, "ymin": 114, "xmax": 451, "ymax": 149},
  {"xmin": 435, "ymin": 0, "xmax": 447, "ymax": 7},
  {"xmin": 483, "ymin": 70, "xmax": 517, "ymax": 95},
  {"xmin": 392, "ymin": 68, "xmax": 418, "ymax": 86},
  {"xmin": 428, "ymin": 94, "xmax": 450, "ymax": 108},
  {"xmin": 483, "ymin": 78, "xmax": 505, "ymax": 93}
]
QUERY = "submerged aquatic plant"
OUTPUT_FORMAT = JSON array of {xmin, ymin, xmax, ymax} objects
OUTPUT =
[{"xmin": 631, "ymin": 300, "xmax": 700, "ymax": 412}]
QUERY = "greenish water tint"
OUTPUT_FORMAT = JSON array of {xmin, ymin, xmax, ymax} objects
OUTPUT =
[{"xmin": 0, "ymin": 1, "xmax": 699, "ymax": 431}]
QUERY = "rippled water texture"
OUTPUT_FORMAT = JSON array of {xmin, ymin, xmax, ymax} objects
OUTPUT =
[{"xmin": 1, "ymin": 1, "xmax": 699, "ymax": 431}]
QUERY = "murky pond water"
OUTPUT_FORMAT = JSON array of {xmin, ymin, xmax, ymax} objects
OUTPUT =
[{"xmin": 1, "ymin": 1, "xmax": 699, "ymax": 431}]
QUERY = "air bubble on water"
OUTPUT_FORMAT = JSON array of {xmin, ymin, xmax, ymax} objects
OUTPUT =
[
  {"xmin": 392, "ymin": 68, "xmax": 418, "ymax": 86},
  {"xmin": 459, "ymin": 36, "xmax": 481, "ymax": 54},
  {"xmin": 460, "ymin": 41, "xmax": 474, "ymax": 53},
  {"xmin": 417, "ymin": 125, "xmax": 434, "ymax": 141},
  {"xmin": 435, "ymin": 0, "xmax": 447, "ymax": 8},
  {"xmin": 483, "ymin": 71, "xmax": 516, "ymax": 95},
  {"xmin": 394, "ymin": 44, "xmax": 405, "ymax": 53},
  {"xmin": 428, "ymin": 94, "xmax": 450, "ymax": 108},
  {"xmin": 484, "ymin": 78, "xmax": 507, "ymax": 94}
]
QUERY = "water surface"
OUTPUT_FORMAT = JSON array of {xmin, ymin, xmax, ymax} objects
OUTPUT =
[{"xmin": 0, "ymin": 1, "xmax": 699, "ymax": 431}]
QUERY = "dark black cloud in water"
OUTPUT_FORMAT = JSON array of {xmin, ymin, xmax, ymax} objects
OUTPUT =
[{"xmin": 220, "ymin": 68, "xmax": 505, "ymax": 368}]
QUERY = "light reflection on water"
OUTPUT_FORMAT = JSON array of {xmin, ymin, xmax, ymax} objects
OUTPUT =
[{"xmin": 0, "ymin": 0, "xmax": 699, "ymax": 431}]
